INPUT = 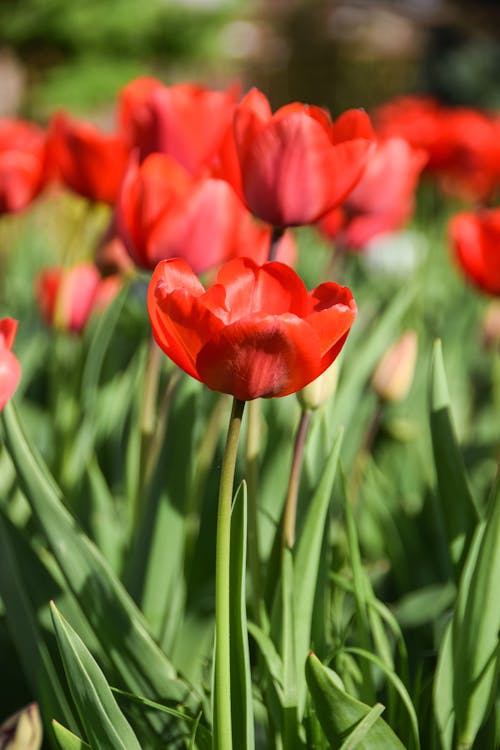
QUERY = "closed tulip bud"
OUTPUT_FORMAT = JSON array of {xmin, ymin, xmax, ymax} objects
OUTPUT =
[
  {"xmin": 297, "ymin": 360, "xmax": 339, "ymax": 411},
  {"xmin": 371, "ymin": 331, "xmax": 418, "ymax": 402},
  {"xmin": 483, "ymin": 300, "xmax": 500, "ymax": 350},
  {"xmin": 0, "ymin": 703, "xmax": 42, "ymax": 750}
]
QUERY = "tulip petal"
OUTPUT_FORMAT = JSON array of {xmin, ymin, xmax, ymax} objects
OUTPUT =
[
  {"xmin": 196, "ymin": 312, "xmax": 323, "ymax": 400},
  {"xmin": 238, "ymin": 113, "xmax": 342, "ymax": 226},
  {"xmin": 148, "ymin": 259, "xmax": 224, "ymax": 378},
  {"xmin": 214, "ymin": 258, "xmax": 310, "ymax": 320},
  {"xmin": 0, "ymin": 347, "xmax": 21, "ymax": 411},
  {"xmin": 306, "ymin": 283, "xmax": 357, "ymax": 357}
]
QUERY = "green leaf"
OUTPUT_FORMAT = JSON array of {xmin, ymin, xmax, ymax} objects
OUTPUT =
[
  {"xmin": 229, "ymin": 481, "xmax": 254, "ymax": 750},
  {"xmin": 1, "ymin": 403, "xmax": 194, "ymax": 714},
  {"xmin": 452, "ymin": 478, "xmax": 500, "ymax": 747},
  {"xmin": 50, "ymin": 602, "xmax": 142, "ymax": 750},
  {"xmin": 429, "ymin": 339, "xmax": 478, "ymax": 573},
  {"xmin": 433, "ymin": 621, "xmax": 455, "ymax": 750},
  {"xmin": 52, "ymin": 721, "xmax": 91, "ymax": 750},
  {"xmin": 0, "ymin": 511, "xmax": 78, "ymax": 731},
  {"xmin": 294, "ymin": 429, "xmax": 343, "ymax": 712},
  {"xmin": 306, "ymin": 653, "xmax": 406, "ymax": 750},
  {"xmin": 111, "ymin": 688, "xmax": 212, "ymax": 750},
  {"xmin": 338, "ymin": 704, "xmax": 385, "ymax": 750}
]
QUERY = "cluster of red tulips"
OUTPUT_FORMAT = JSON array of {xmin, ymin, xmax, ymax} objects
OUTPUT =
[{"xmin": 0, "ymin": 79, "xmax": 499, "ymax": 410}]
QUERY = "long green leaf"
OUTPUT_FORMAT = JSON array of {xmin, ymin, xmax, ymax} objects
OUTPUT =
[
  {"xmin": 51, "ymin": 602, "xmax": 142, "ymax": 750},
  {"xmin": 452, "ymin": 478, "xmax": 500, "ymax": 747},
  {"xmin": 429, "ymin": 340, "xmax": 477, "ymax": 573},
  {"xmin": 294, "ymin": 429, "xmax": 343, "ymax": 713},
  {"xmin": 1, "ymin": 403, "xmax": 193, "ymax": 710},
  {"xmin": 229, "ymin": 481, "xmax": 254, "ymax": 750},
  {"xmin": 306, "ymin": 653, "xmax": 406, "ymax": 750},
  {"xmin": 0, "ymin": 511, "xmax": 78, "ymax": 731}
]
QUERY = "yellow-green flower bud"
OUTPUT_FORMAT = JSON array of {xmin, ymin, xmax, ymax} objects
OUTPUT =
[
  {"xmin": 297, "ymin": 360, "xmax": 340, "ymax": 411},
  {"xmin": 0, "ymin": 704, "xmax": 42, "ymax": 750},
  {"xmin": 371, "ymin": 331, "xmax": 418, "ymax": 403}
]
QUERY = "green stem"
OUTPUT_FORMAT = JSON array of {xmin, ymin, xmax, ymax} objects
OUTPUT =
[
  {"xmin": 245, "ymin": 398, "xmax": 262, "ymax": 623},
  {"xmin": 133, "ymin": 336, "xmax": 162, "ymax": 525},
  {"xmin": 282, "ymin": 408, "xmax": 312, "ymax": 549},
  {"xmin": 269, "ymin": 226, "xmax": 285, "ymax": 261},
  {"xmin": 214, "ymin": 396, "xmax": 246, "ymax": 750}
]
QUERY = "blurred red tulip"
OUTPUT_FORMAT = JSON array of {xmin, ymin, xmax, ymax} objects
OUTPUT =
[
  {"xmin": 318, "ymin": 137, "xmax": 427, "ymax": 249},
  {"xmin": 232, "ymin": 88, "xmax": 375, "ymax": 227},
  {"xmin": 48, "ymin": 113, "xmax": 129, "ymax": 204},
  {"xmin": 35, "ymin": 262, "xmax": 122, "ymax": 333},
  {"xmin": 449, "ymin": 209, "xmax": 500, "ymax": 296},
  {"xmin": 116, "ymin": 152, "xmax": 286, "ymax": 273},
  {"xmin": 118, "ymin": 77, "xmax": 239, "ymax": 175},
  {"xmin": 0, "ymin": 119, "xmax": 49, "ymax": 214},
  {"xmin": 375, "ymin": 95, "xmax": 500, "ymax": 202},
  {"xmin": 0, "ymin": 318, "xmax": 21, "ymax": 410},
  {"xmin": 148, "ymin": 256, "xmax": 356, "ymax": 400}
]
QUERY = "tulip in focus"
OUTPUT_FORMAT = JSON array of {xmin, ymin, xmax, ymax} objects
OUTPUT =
[
  {"xmin": 317, "ymin": 137, "xmax": 427, "ymax": 250},
  {"xmin": 0, "ymin": 703, "xmax": 42, "ymax": 750},
  {"xmin": 0, "ymin": 318, "xmax": 21, "ymax": 411},
  {"xmin": 0, "ymin": 119, "xmax": 49, "ymax": 214},
  {"xmin": 233, "ymin": 88, "xmax": 375, "ymax": 227},
  {"xmin": 148, "ymin": 256, "xmax": 356, "ymax": 401},
  {"xmin": 118, "ymin": 77, "xmax": 239, "ymax": 174},
  {"xmin": 116, "ymin": 152, "xmax": 292, "ymax": 273},
  {"xmin": 449, "ymin": 209, "xmax": 500, "ymax": 296},
  {"xmin": 35, "ymin": 262, "xmax": 121, "ymax": 334},
  {"xmin": 48, "ymin": 112, "xmax": 129, "ymax": 204},
  {"xmin": 371, "ymin": 331, "xmax": 418, "ymax": 403}
]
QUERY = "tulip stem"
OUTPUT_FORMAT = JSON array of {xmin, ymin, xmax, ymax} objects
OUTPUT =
[
  {"xmin": 282, "ymin": 408, "xmax": 312, "ymax": 549},
  {"xmin": 214, "ymin": 396, "xmax": 246, "ymax": 750},
  {"xmin": 246, "ymin": 398, "xmax": 262, "ymax": 623},
  {"xmin": 269, "ymin": 226, "xmax": 285, "ymax": 261}
]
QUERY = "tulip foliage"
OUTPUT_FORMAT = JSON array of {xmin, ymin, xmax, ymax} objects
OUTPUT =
[{"xmin": 0, "ymin": 76, "xmax": 499, "ymax": 750}]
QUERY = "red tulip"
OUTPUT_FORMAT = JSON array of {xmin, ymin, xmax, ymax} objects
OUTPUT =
[
  {"xmin": 148, "ymin": 256, "xmax": 357, "ymax": 400},
  {"xmin": 36, "ymin": 262, "xmax": 122, "ymax": 333},
  {"xmin": 318, "ymin": 137, "xmax": 427, "ymax": 249},
  {"xmin": 0, "ymin": 119, "xmax": 49, "ymax": 214},
  {"xmin": 449, "ymin": 209, "xmax": 500, "ymax": 296},
  {"xmin": 116, "ymin": 152, "xmax": 287, "ymax": 273},
  {"xmin": 232, "ymin": 88, "xmax": 375, "ymax": 227},
  {"xmin": 374, "ymin": 96, "xmax": 500, "ymax": 201},
  {"xmin": 0, "ymin": 318, "xmax": 21, "ymax": 410},
  {"xmin": 118, "ymin": 77, "xmax": 239, "ymax": 174},
  {"xmin": 48, "ymin": 112, "xmax": 129, "ymax": 204}
]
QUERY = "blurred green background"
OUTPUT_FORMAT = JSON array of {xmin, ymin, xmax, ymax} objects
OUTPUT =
[{"xmin": 0, "ymin": 0, "xmax": 499, "ymax": 122}]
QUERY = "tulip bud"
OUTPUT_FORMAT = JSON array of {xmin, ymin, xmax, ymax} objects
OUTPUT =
[
  {"xmin": 371, "ymin": 331, "xmax": 418, "ymax": 402},
  {"xmin": 297, "ymin": 361, "xmax": 340, "ymax": 411},
  {"xmin": 0, "ymin": 703, "xmax": 42, "ymax": 750},
  {"xmin": 482, "ymin": 300, "xmax": 500, "ymax": 350}
]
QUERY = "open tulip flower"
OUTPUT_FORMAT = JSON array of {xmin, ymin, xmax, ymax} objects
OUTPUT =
[
  {"xmin": 118, "ymin": 77, "xmax": 239, "ymax": 174},
  {"xmin": 148, "ymin": 256, "xmax": 357, "ymax": 401},
  {"xmin": 0, "ymin": 318, "xmax": 21, "ymax": 411},
  {"xmin": 36, "ymin": 262, "xmax": 122, "ymax": 334},
  {"xmin": 48, "ymin": 112, "xmax": 129, "ymax": 204},
  {"xmin": 232, "ymin": 88, "xmax": 375, "ymax": 227},
  {"xmin": 449, "ymin": 209, "xmax": 500, "ymax": 296},
  {"xmin": 0, "ymin": 119, "xmax": 49, "ymax": 214},
  {"xmin": 116, "ymin": 152, "xmax": 290, "ymax": 273}
]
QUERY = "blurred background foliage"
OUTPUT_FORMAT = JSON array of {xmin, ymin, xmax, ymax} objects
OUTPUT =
[{"xmin": 0, "ymin": 0, "xmax": 500, "ymax": 120}]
